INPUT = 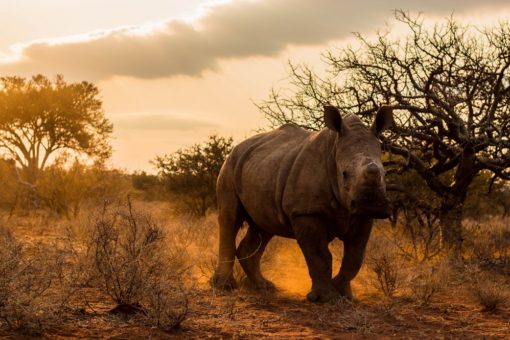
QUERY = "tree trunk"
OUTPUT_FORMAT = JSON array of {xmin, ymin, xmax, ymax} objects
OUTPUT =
[
  {"xmin": 23, "ymin": 163, "xmax": 39, "ymax": 185},
  {"xmin": 438, "ymin": 145, "xmax": 474, "ymax": 255},
  {"xmin": 439, "ymin": 197, "xmax": 464, "ymax": 255}
]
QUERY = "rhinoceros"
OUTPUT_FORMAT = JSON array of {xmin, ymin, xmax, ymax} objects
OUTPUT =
[{"xmin": 211, "ymin": 105, "xmax": 394, "ymax": 302}]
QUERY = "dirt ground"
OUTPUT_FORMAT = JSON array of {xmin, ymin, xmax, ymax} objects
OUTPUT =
[
  {"xmin": 4, "ymin": 285, "xmax": 507, "ymax": 339},
  {"xmin": 1, "ymin": 210, "xmax": 509, "ymax": 339}
]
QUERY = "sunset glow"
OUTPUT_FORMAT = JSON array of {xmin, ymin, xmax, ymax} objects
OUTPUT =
[{"xmin": 1, "ymin": 0, "xmax": 509, "ymax": 171}]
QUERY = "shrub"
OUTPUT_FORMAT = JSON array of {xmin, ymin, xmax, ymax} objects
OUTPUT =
[
  {"xmin": 88, "ymin": 198, "xmax": 188, "ymax": 329},
  {"xmin": 463, "ymin": 220, "xmax": 510, "ymax": 272},
  {"xmin": 366, "ymin": 235, "xmax": 402, "ymax": 298},
  {"xmin": 143, "ymin": 279, "xmax": 188, "ymax": 331},
  {"xmin": 471, "ymin": 275, "xmax": 508, "ymax": 312},
  {"xmin": 408, "ymin": 261, "xmax": 450, "ymax": 305},
  {"xmin": 154, "ymin": 134, "xmax": 233, "ymax": 216},
  {"xmin": 0, "ymin": 227, "xmax": 63, "ymax": 335}
]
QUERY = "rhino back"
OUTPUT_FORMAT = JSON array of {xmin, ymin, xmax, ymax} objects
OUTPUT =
[{"xmin": 221, "ymin": 124, "xmax": 337, "ymax": 237}]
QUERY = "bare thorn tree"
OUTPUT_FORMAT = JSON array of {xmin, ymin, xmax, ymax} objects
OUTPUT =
[{"xmin": 257, "ymin": 11, "xmax": 510, "ymax": 252}]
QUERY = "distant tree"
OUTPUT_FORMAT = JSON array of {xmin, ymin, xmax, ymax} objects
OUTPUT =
[
  {"xmin": 0, "ymin": 74, "xmax": 113, "ymax": 184},
  {"xmin": 132, "ymin": 171, "xmax": 160, "ymax": 191},
  {"xmin": 258, "ymin": 11, "xmax": 510, "ymax": 252},
  {"xmin": 37, "ymin": 157, "xmax": 132, "ymax": 218},
  {"xmin": 154, "ymin": 135, "xmax": 233, "ymax": 216},
  {"xmin": 131, "ymin": 171, "xmax": 165, "ymax": 201}
]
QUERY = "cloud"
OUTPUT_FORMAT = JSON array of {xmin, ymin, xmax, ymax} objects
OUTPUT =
[
  {"xmin": 113, "ymin": 113, "xmax": 216, "ymax": 131},
  {"xmin": 1, "ymin": 0, "xmax": 508, "ymax": 80}
]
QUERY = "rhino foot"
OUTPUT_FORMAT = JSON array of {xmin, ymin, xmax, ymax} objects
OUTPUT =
[
  {"xmin": 332, "ymin": 277, "xmax": 353, "ymax": 300},
  {"xmin": 241, "ymin": 277, "xmax": 276, "ymax": 291},
  {"xmin": 306, "ymin": 287, "xmax": 341, "ymax": 303},
  {"xmin": 210, "ymin": 274, "xmax": 237, "ymax": 291}
]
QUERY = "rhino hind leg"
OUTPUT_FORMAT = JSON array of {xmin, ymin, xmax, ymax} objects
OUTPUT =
[
  {"xmin": 210, "ymin": 190, "xmax": 244, "ymax": 291},
  {"xmin": 236, "ymin": 226, "xmax": 275, "ymax": 291}
]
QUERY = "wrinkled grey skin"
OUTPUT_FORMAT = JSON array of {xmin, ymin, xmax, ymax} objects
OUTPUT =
[{"xmin": 211, "ymin": 105, "xmax": 394, "ymax": 302}]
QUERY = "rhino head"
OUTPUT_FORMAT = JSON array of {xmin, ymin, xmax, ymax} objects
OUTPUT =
[{"xmin": 324, "ymin": 105, "xmax": 393, "ymax": 219}]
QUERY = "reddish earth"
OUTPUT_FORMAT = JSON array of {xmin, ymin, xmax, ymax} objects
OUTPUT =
[
  {"xmin": 1, "ymin": 213, "xmax": 509, "ymax": 339},
  {"xmin": 2, "ymin": 286, "xmax": 508, "ymax": 339}
]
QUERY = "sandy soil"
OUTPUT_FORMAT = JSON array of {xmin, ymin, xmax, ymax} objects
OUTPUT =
[{"xmin": 1, "ymin": 212, "xmax": 509, "ymax": 339}]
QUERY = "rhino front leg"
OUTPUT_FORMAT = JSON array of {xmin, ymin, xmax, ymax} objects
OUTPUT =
[
  {"xmin": 293, "ymin": 216, "xmax": 339, "ymax": 303},
  {"xmin": 333, "ymin": 218, "xmax": 373, "ymax": 299}
]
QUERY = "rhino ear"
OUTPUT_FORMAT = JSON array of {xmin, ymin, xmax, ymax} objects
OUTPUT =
[
  {"xmin": 324, "ymin": 105, "xmax": 345, "ymax": 134},
  {"xmin": 371, "ymin": 105, "xmax": 394, "ymax": 136}
]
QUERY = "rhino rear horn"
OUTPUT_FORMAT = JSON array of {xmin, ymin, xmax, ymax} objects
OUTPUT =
[
  {"xmin": 372, "ymin": 105, "xmax": 394, "ymax": 136},
  {"xmin": 324, "ymin": 105, "xmax": 346, "ymax": 135}
]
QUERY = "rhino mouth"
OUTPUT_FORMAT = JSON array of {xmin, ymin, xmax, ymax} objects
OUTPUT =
[{"xmin": 351, "ymin": 197, "xmax": 391, "ymax": 219}]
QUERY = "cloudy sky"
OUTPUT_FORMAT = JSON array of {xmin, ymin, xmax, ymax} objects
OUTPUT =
[{"xmin": 1, "ymin": 0, "xmax": 509, "ymax": 171}]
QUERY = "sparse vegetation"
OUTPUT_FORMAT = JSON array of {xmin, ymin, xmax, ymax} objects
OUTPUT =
[{"xmin": 0, "ymin": 201, "xmax": 509, "ymax": 337}]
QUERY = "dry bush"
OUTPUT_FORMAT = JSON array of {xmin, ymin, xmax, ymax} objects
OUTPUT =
[
  {"xmin": 389, "ymin": 222, "xmax": 442, "ymax": 262},
  {"xmin": 463, "ymin": 219, "xmax": 510, "ymax": 272},
  {"xmin": 472, "ymin": 281, "xmax": 507, "ymax": 312},
  {"xmin": 366, "ymin": 235, "xmax": 403, "ymax": 298},
  {"xmin": 407, "ymin": 261, "xmax": 451, "ymax": 305},
  {"xmin": 387, "ymin": 195, "xmax": 443, "ymax": 262},
  {"xmin": 467, "ymin": 266, "xmax": 509, "ymax": 312},
  {"xmin": 0, "ymin": 227, "xmax": 69, "ymax": 335},
  {"xmin": 87, "ymin": 198, "xmax": 188, "ymax": 330},
  {"xmin": 142, "ymin": 274, "xmax": 189, "ymax": 331},
  {"xmin": 51, "ymin": 230, "xmax": 98, "ymax": 312}
]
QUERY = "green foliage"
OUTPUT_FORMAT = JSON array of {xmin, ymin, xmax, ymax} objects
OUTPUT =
[
  {"xmin": 131, "ymin": 171, "xmax": 166, "ymax": 201},
  {"xmin": 0, "ymin": 74, "xmax": 113, "ymax": 184},
  {"xmin": 154, "ymin": 135, "xmax": 233, "ymax": 216}
]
